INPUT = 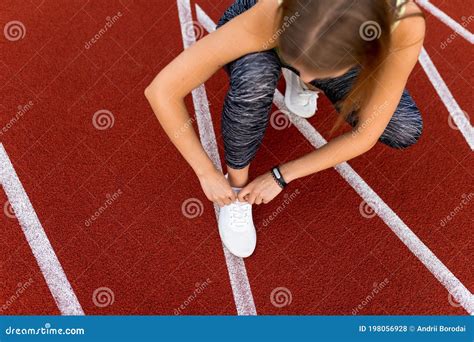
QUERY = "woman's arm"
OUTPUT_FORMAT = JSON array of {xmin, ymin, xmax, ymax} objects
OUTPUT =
[
  {"xmin": 238, "ymin": 14, "xmax": 425, "ymax": 204},
  {"xmin": 144, "ymin": 1, "xmax": 275, "ymax": 205}
]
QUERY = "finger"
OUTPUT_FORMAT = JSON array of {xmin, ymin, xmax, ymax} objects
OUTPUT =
[
  {"xmin": 247, "ymin": 191, "xmax": 258, "ymax": 205},
  {"xmin": 239, "ymin": 193, "xmax": 250, "ymax": 203},
  {"xmin": 216, "ymin": 199, "xmax": 225, "ymax": 207},
  {"xmin": 238, "ymin": 187, "xmax": 251, "ymax": 202},
  {"xmin": 222, "ymin": 197, "xmax": 232, "ymax": 206},
  {"xmin": 255, "ymin": 195, "xmax": 263, "ymax": 205},
  {"xmin": 228, "ymin": 191, "xmax": 237, "ymax": 202}
]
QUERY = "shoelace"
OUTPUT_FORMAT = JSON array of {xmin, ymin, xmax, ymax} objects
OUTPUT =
[{"xmin": 230, "ymin": 202, "xmax": 251, "ymax": 232}]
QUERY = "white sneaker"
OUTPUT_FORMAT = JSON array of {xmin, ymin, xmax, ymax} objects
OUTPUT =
[
  {"xmin": 218, "ymin": 187, "xmax": 256, "ymax": 258},
  {"xmin": 282, "ymin": 68, "xmax": 319, "ymax": 118}
]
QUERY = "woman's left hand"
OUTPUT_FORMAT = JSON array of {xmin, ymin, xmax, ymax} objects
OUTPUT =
[{"xmin": 237, "ymin": 172, "xmax": 283, "ymax": 205}]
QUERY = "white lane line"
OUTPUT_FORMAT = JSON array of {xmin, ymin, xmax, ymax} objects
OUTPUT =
[
  {"xmin": 196, "ymin": 3, "xmax": 217, "ymax": 32},
  {"xmin": 195, "ymin": 0, "xmax": 474, "ymax": 314},
  {"xmin": 0, "ymin": 143, "xmax": 84, "ymax": 315},
  {"xmin": 418, "ymin": 47, "xmax": 474, "ymax": 150},
  {"xmin": 177, "ymin": 0, "xmax": 257, "ymax": 316},
  {"xmin": 272, "ymin": 92, "xmax": 474, "ymax": 314},
  {"xmin": 416, "ymin": 0, "xmax": 474, "ymax": 43}
]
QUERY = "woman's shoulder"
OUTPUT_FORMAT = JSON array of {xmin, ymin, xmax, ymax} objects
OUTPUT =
[
  {"xmin": 241, "ymin": 0, "xmax": 283, "ymax": 49},
  {"xmin": 391, "ymin": 1, "xmax": 426, "ymax": 48},
  {"xmin": 256, "ymin": 0, "xmax": 280, "ymax": 11}
]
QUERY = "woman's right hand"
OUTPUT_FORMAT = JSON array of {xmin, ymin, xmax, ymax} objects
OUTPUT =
[{"xmin": 197, "ymin": 168, "xmax": 237, "ymax": 207}]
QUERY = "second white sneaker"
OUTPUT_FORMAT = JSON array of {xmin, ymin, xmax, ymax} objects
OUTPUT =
[
  {"xmin": 282, "ymin": 68, "xmax": 319, "ymax": 118},
  {"xmin": 218, "ymin": 193, "xmax": 256, "ymax": 258}
]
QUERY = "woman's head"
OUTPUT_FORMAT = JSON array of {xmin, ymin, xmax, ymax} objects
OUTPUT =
[
  {"xmin": 277, "ymin": 0, "xmax": 406, "ymax": 129},
  {"xmin": 278, "ymin": 0, "xmax": 394, "ymax": 77}
]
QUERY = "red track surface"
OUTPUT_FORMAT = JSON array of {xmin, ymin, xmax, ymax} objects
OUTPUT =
[{"xmin": 0, "ymin": 0, "xmax": 472, "ymax": 315}]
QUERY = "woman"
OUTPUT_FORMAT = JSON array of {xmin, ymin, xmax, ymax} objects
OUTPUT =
[{"xmin": 144, "ymin": 0, "xmax": 425, "ymax": 258}]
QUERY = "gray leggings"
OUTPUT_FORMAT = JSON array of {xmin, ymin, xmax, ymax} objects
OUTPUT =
[{"xmin": 217, "ymin": 3, "xmax": 423, "ymax": 170}]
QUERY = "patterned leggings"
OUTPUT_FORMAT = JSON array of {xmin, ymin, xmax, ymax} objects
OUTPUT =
[{"xmin": 217, "ymin": 0, "xmax": 423, "ymax": 169}]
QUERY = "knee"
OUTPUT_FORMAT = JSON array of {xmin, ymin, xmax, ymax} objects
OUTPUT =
[
  {"xmin": 382, "ymin": 115, "xmax": 423, "ymax": 149},
  {"xmin": 380, "ymin": 90, "xmax": 424, "ymax": 149},
  {"xmin": 227, "ymin": 52, "xmax": 280, "ymax": 104}
]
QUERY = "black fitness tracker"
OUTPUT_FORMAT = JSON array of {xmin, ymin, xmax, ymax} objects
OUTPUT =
[{"xmin": 271, "ymin": 165, "xmax": 288, "ymax": 189}]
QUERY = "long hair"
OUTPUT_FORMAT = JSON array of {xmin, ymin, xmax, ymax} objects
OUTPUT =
[{"xmin": 277, "ymin": 0, "xmax": 424, "ymax": 132}]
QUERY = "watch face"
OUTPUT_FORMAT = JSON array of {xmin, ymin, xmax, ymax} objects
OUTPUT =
[{"xmin": 274, "ymin": 168, "xmax": 281, "ymax": 179}]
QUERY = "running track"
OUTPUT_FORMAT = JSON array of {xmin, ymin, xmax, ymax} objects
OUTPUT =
[{"xmin": 0, "ymin": 0, "xmax": 472, "ymax": 315}]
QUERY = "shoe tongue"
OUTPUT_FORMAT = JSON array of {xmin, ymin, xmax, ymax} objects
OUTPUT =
[{"xmin": 230, "ymin": 187, "xmax": 251, "ymax": 206}]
